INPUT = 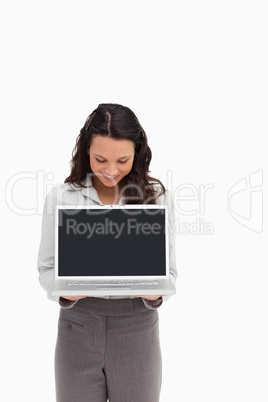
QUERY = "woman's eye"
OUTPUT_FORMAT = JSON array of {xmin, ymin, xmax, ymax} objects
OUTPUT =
[{"xmin": 96, "ymin": 158, "xmax": 128, "ymax": 164}]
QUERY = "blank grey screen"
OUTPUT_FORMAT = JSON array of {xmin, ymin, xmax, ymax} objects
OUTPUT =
[{"xmin": 58, "ymin": 208, "xmax": 166, "ymax": 276}]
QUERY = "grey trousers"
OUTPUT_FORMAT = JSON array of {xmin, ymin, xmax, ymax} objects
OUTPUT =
[{"xmin": 54, "ymin": 297, "xmax": 162, "ymax": 402}]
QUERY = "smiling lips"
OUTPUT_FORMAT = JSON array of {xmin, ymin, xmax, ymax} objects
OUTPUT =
[{"xmin": 101, "ymin": 172, "xmax": 120, "ymax": 181}]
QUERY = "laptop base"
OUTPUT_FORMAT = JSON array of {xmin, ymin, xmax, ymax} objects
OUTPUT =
[{"xmin": 51, "ymin": 279, "xmax": 176, "ymax": 296}]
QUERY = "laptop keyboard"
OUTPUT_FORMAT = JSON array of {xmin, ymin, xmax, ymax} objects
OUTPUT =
[{"xmin": 66, "ymin": 280, "xmax": 159, "ymax": 286}]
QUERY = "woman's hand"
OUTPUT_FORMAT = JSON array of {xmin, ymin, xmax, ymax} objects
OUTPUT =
[
  {"xmin": 134, "ymin": 295, "xmax": 163, "ymax": 301},
  {"xmin": 61, "ymin": 296, "xmax": 88, "ymax": 301}
]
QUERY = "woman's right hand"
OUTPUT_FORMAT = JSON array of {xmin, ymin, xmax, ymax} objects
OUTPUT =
[{"xmin": 61, "ymin": 296, "xmax": 88, "ymax": 301}]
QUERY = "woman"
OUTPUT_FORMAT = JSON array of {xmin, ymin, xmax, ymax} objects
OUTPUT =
[{"xmin": 37, "ymin": 103, "xmax": 177, "ymax": 402}]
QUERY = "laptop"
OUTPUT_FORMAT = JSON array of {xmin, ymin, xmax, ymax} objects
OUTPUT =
[{"xmin": 51, "ymin": 204, "xmax": 176, "ymax": 296}]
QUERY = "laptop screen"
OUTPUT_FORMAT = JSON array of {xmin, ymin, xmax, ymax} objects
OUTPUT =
[{"xmin": 56, "ymin": 207, "xmax": 167, "ymax": 277}]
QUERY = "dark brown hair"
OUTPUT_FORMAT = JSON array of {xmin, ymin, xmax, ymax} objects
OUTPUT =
[{"xmin": 65, "ymin": 103, "xmax": 166, "ymax": 204}]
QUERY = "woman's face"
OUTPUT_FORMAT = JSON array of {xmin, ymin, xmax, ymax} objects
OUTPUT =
[{"xmin": 88, "ymin": 135, "xmax": 135, "ymax": 189}]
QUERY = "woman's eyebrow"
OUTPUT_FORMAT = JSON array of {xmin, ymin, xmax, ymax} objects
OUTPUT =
[{"xmin": 93, "ymin": 153, "xmax": 132, "ymax": 160}]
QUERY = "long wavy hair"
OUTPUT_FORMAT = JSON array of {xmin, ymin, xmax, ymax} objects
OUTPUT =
[{"xmin": 65, "ymin": 103, "xmax": 166, "ymax": 204}]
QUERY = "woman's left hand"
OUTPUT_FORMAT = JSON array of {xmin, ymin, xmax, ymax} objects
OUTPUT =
[{"xmin": 134, "ymin": 295, "xmax": 163, "ymax": 301}]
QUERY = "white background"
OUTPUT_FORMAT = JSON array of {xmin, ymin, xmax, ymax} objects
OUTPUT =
[{"xmin": 1, "ymin": 1, "xmax": 267, "ymax": 401}]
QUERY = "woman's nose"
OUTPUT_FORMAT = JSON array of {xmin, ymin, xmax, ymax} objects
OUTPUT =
[
  {"xmin": 104, "ymin": 171, "xmax": 119, "ymax": 176},
  {"xmin": 101, "ymin": 161, "xmax": 121, "ymax": 176},
  {"xmin": 104, "ymin": 166, "xmax": 119, "ymax": 176}
]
